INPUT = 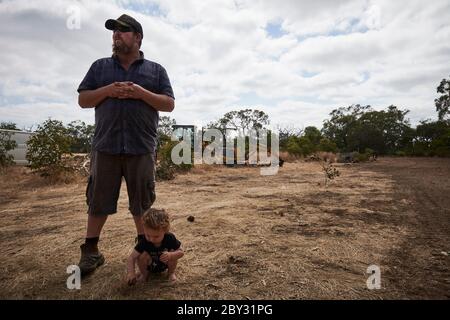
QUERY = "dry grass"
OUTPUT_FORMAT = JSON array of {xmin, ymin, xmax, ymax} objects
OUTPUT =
[
  {"xmin": 316, "ymin": 152, "xmax": 338, "ymax": 163},
  {"xmin": 279, "ymin": 151, "xmax": 299, "ymax": 163},
  {"xmin": 0, "ymin": 158, "xmax": 449, "ymax": 299}
]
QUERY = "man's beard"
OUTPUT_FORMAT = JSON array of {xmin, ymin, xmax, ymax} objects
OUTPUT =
[{"xmin": 112, "ymin": 40, "xmax": 132, "ymax": 55}]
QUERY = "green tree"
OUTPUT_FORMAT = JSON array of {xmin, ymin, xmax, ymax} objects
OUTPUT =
[
  {"xmin": 157, "ymin": 116, "xmax": 176, "ymax": 147},
  {"xmin": 156, "ymin": 140, "xmax": 192, "ymax": 181},
  {"xmin": 285, "ymin": 136, "xmax": 302, "ymax": 156},
  {"xmin": 26, "ymin": 119, "xmax": 73, "ymax": 177},
  {"xmin": 345, "ymin": 119, "xmax": 384, "ymax": 153},
  {"xmin": 277, "ymin": 125, "xmax": 303, "ymax": 150},
  {"xmin": 0, "ymin": 123, "xmax": 18, "ymax": 168},
  {"xmin": 0, "ymin": 122, "xmax": 19, "ymax": 130},
  {"xmin": 322, "ymin": 104, "xmax": 412, "ymax": 155},
  {"xmin": 285, "ymin": 136, "xmax": 315, "ymax": 157},
  {"xmin": 66, "ymin": 120, "xmax": 95, "ymax": 153},
  {"xmin": 304, "ymin": 126, "xmax": 322, "ymax": 146},
  {"xmin": 322, "ymin": 104, "xmax": 371, "ymax": 152},
  {"xmin": 430, "ymin": 131, "xmax": 450, "ymax": 156},
  {"xmin": 416, "ymin": 120, "xmax": 449, "ymax": 140},
  {"xmin": 318, "ymin": 137, "xmax": 338, "ymax": 153},
  {"xmin": 158, "ymin": 116, "xmax": 176, "ymax": 137},
  {"xmin": 208, "ymin": 109, "xmax": 269, "ymax": 136},
  {"xmin": 297, "ymin": 136, "xmax": 315, "ymax": 156},
  {"xmin": 414, "ymin": 120, "xmax": 450, "ymax": 156},
  {"xmin": 435, "ymin": 76, "xmax": 450, "ymax": 120},
  {"xmin": 358, "ymin": 105, "xmax": 412, "ymax": 154}
]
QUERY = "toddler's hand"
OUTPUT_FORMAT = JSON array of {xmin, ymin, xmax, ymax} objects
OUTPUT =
[
  {"xmin": 160, "ymin": 251, "xmax": 171, "ymax": 264},
  {"xmin": 127, "ymin": 272, "xmax": 137, "ymax": 286}
]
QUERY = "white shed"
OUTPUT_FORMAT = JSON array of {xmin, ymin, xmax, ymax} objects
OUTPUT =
[{"xmin": 1, "ymin": 129, "xmax": 34, "ymax": 165}]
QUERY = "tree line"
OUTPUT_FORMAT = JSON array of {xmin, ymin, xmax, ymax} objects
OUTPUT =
[{"xmin": 0, "ymin": 75, "xmax": 449, "ymax": 174}]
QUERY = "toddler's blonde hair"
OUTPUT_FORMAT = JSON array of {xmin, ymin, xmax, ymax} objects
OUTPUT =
[{"xmin": 142, "ymin": 208, "xmax": 170, "ymax": 231}]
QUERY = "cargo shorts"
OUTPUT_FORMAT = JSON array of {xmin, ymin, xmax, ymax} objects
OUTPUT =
[{"xmin": 86, "ymin": 151, "xmax": 156, "ymax": 216}]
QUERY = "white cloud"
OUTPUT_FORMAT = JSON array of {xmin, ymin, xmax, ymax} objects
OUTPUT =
[{"xmin": 0, "ymin": 0, "xmax": 449, "ymax": 131}]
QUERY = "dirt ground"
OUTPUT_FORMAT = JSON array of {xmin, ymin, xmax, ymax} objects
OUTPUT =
[{"xmin": 0, "ymin": 157, "xmax": 449, "ymax": 299}]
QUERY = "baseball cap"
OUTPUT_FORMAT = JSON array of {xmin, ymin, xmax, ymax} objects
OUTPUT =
[{"xmin": 105, "ymin": 14, "xmax": 143, "ymax": 39}]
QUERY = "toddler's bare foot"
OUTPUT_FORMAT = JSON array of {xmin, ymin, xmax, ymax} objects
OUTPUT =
[
  {"xmin": 168, "ymin": 273, "xmax": 177, "ymax": 282},
  {"xmin": 137, "ymin": 273, "xmax": 148, "ymax": 283}
]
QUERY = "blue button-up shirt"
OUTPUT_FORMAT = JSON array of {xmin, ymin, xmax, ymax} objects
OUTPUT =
[{"xmin": 77, "ymin": 51, "xmax": 174, "ymax": 155}]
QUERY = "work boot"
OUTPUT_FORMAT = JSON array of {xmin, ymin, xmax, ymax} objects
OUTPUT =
[{"xmin": 78, "ymin": 243, "xmax": 105, "ymax": 276}]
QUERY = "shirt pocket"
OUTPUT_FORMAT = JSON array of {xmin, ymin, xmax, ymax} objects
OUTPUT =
[
  {"xmin": 97, "ymin": 65, "xmax": 117, "ymax": 87},
  {"xmin": 135, "ymin": 71, "xmax": 159, "ymax": 92}
]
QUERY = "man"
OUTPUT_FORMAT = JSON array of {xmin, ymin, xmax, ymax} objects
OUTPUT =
[{"xmin": 77, "ymin": 14, "xmax": 175, "ymax": 276}]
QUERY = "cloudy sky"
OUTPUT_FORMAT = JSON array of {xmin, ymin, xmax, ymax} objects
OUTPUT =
[{"xmin": 1, "ymin": 0, "xmax": 449, "ymax": 131}]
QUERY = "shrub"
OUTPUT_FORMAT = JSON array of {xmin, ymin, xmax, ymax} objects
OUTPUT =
[
  {"xmin": 430, "ymin": 132, "xmax": 450, "ymax": 157},
  {"xmin": 411, "ymin": 141, "xmax": 428, "ymax": 156},
  {"xmin": 364, "ymin": 148, "xmax": 375, "ymax": 157},
  {"xmin": 297, "ymin": 136, "xmax": 315, "ymax": 156},
  {"xmin": 0, "ymin": 130, "xmax": 17, "ymax": 169},
  {"xmin": 349, "ymin": 150, "xmax": 376, "ymax": 162},
  {"xmin": 322, "ymin": 161, "xmax": 340, "ymax": 186},
  {"xmin": 156, "ymin": 141, "xmax": 192, "ymax": 181},
  {"xmin": 318, "ymin": 138, "xmax": 338, "ymax": 153},
  {"xmin": 285, "ymin": 136, "xmax": 315, "ymax": 157},
  {"xmin": 66, "ymin": 120, "xmax": 95, "ymax": 153},
  {"xmin": 26, "ymin": 119, "xmax": 74, "ymax": 178},
  {"xmin": 278, "ymin": 151, "xmax": 298, "ymax": 162},
  {"xmin": 285, "ymin": 137, "xmax": 303, "ymax": 156},
  {"xmin": 316, "ymin": 151, "xmax": 337, "ymax": 163}
]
